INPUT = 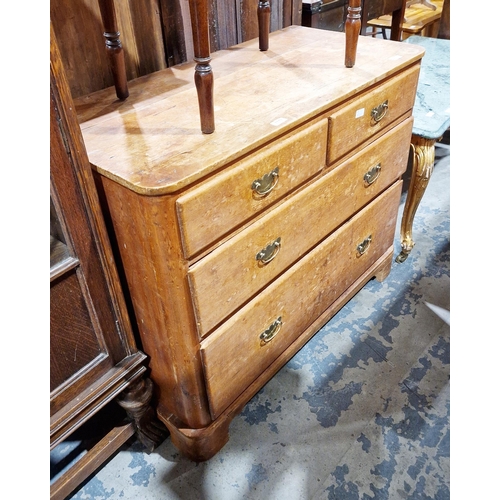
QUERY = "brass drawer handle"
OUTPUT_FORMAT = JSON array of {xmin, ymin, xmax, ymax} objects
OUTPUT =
[
  {"xmin": 371, "ymin": 100, "xmax": 388, "ymax": 123},
  {"xmin": 356, "ymin": 235, "xmax": 372, "ymax": 256},
  {"xmin": 256, "ymin": 237, "xmax": 281, "ymax": 265},
  {"xmin": 259, "ymin": 316, "xmax": 282, "ymax": 345},
  {"xmin": 251, "ymin": 167, "xmax": 279, "ymax": 197},
  {"xmin": 363, "ymin": 163, "xmax": 381, "ymax": 186}
]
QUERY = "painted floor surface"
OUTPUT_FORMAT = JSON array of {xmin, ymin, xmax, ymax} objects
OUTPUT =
[{"xmin": 57, "ymin": 144, "xmax": 450, "ymax": 500}]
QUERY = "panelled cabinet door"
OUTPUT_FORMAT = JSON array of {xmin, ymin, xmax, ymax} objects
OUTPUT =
[
  {"xmin": 50, "ymin": 90, "xmax": 134, "ymax": 430},
  {"xmin": 49, "ymin": 27, "xmax": 167, "ymax": 458}
]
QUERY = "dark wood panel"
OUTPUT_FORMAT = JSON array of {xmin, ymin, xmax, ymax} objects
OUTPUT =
[
  {"xmin": 127, "ymin": 0, "xmax": 167, "ymax": 75},
  {"xmin": 50, "ymin": 0, "xmax": 114, "ymax": 97},
  {"xmin": 240, "ymin": 0, "xmax": 298, "ymax": 43},
  {"xmin": 302, "ymin": 0, "xmax": 347, "ymax": 31},
  {"xmin": 159, "ymin": 0, "xmax": 190, "ymax": 65},
  {"xmin": 50, "ymin": 0, "xmax": 168, "ymax": 98},
  {"xmin": 240, "ymin": 0, "xmax": 261, "ymax": 42},
  {"xmin": 360, "ymin": 0, "xmax": 405, "ymax": 38},
  {"xmin": 362, "ymin": 0, "xmax": 403, "ymax": 21},
  {"xmin": 291, "ymin": 0, "xmax": 303, "ymax": 25},
  {"xmin": 51, "ymin": 0, "xmax": 302, "ymax": 98},
  {"xmin": 50, "ymin": 271, "xmax": 103, "ymax": 391},
  {"xmin": 437, "ymin": 0, "xmax": 449, "ymax": 39},
  {"xmin": 212, "ymin": 0, "xmax": 239, "ymax": 49},
  {"xmin": 49, "ymin": 86, "xmax": 129, "ymax": 367}
]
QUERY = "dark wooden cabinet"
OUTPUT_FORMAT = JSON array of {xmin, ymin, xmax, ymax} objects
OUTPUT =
[
  {"xmin": 50, "ymin": 24, "xmax": 166, "ymax": 499},
  {"xmin": 301, "ymin": 0, "xmax": 405, "ymax": 39},
  {"xmin": 302, "ymin": 0, "xmax": 348, "ymax": 31}
]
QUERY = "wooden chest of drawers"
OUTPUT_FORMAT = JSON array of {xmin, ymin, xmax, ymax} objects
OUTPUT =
[{"xmin": 74, "ymin": 26, "xmax": 424, "ymax": 461}]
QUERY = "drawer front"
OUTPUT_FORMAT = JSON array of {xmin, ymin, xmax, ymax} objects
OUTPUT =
[
  {"xmin": 200, "ymin": 181, "xmax": 402, "ymax": 420},
  {"xmin": 177, "ymin": 120, "xmax": 328, "ymax": 259},
  {"xmin": 189, "ymin": 118, "xmax": 412, "ymax": 337},
  {"xmin": 327, "ymin": 64, "xmax": 420, "ymax": 164}
]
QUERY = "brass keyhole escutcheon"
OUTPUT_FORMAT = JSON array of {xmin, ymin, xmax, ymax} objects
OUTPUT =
[
  {"xmin": 256, "ymin": 237, "xmax": 281, "ymax": 265},
  {"xmin": 259, "ymin": 316, "xmax": 282, "ymax": 345},
  {"xmin": 371, "ymin": 100, "xmax": 388, "ymax": 124},
  {"xmin": 356, "ymin": 235, "xmax": 372, "ymax": 256},
  {"xmin": 251, "ymin": 167, "xmax": 279, "ymax": 197}
]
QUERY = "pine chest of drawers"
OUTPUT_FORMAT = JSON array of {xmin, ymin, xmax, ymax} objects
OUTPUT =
[{"xmin": 74, "ymin": 26, "xmax": 424, "ymax": 461}]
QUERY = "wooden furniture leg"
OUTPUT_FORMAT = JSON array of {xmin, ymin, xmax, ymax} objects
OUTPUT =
[
  {"xmin": 390, "ymin": 2, "xmax": 405, "ymax": 40},
  {"xmin": 258, "ymin": 1, "xmax": 271, "ymax": 51},
  {"xmin": 97, "ymin": 0, "xmax": 129, "ymax": 100},
  {"xmin": 345, "ymin": 0, "xmax": 361, "ymax": 67},
  {"xmin": 188, "ymin": 0, "xmax": 215, "ymax": 134},
  {"xmin": 396, "ymin": 134, "xmax": 438, "ymax": 263},
  {"xmin": 116, "ymin": 377, "xmax": 169, "ymax": 452},
  {"xmin": 437, "ymin": 0, "xmax": 450, "ymax": 39}
]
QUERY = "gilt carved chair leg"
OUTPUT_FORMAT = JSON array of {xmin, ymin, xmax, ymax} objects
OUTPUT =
[
  {"xmin": 258, "ymin": 1, "xmax": 271, "ymax": 51},
  {"xmin": 188, "ymin": 0, "xmax": 215, "ymax": 134},
  {"xmin": 97, "ymin": 0, "xmax": 129, "ymax": 100},
  {"xmin": 345, "ymin": 0, "xmax": 361, "ymax": 68},
  {"xmin": 396, "ymin": 135, "xmax": 437, "ymax": 263},
  {"xmin": 116, "ymin": 377, "xmax": 169, "ymax": 452}
]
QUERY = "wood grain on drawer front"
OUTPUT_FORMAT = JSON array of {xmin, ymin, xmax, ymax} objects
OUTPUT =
[
  {"xmin": 189, "ymin": 118, "xmax": 412, "ymax": 338},
  {"xmin": 200, "ymin": 181, "xmax": 402, "ymax": 420},
  {"xmin": 176, "ymin": 120, "xmax": 328, "ymax": 259},
  {"xmin": 327, "ymin": 65, "xmax": 420, "ymax": 165}
]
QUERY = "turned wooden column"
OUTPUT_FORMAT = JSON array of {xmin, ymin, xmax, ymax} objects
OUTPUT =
[
  {"xmin": 97, "ymin": 0, "xmax": 129, "ymax": 100},
  {"xmin": 258, "ymin": 1, "xmax": 271, "ymax": 51},
  {"xmin": 116, "ymin": 377, "xmax": 169, "ymax": 452},
  {"xmin": 188, "ymin": 0, "xmax": 215, "ymax": 134},
  {"xmin": 345, "ymin": 0, "xmax": 361, "ymax": 68},
  {"xmin": 396, "ymin": 136, "xmax": 438, "ymax": 263}
]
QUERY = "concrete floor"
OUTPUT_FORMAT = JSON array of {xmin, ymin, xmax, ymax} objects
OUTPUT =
[{"xmin": 52, "ymin": 138, "xmax": 450, "ymax": 499}]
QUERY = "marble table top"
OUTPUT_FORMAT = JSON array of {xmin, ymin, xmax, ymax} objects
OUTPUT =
[{"xmin": 404, "ymin": 36, "xmax": 450, "ymax": 140}]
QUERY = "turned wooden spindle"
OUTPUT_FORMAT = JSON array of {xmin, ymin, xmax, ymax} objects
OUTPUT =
[
  {"xmin": 116, "ymin": 377, "xmax": 169, "ymax": 452},
  {"xmin": 344, "ymin": 0, "xmax": 361, "ymax": 68},
  {"xmin": 258, "ymin": 1, "xmax": 271, "ymax": 51},
  {"xmin": 97, "ymin": 0, "xmax": 129, "ymax": 100},
  {"xmin": 188, "ymin": 0, "xmax": 215, "ymax": 134}
]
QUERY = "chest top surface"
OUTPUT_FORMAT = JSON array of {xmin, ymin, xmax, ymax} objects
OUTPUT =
[{"xmin": 74, "ymin": 26, "xmax": 424, "ymax": 195}]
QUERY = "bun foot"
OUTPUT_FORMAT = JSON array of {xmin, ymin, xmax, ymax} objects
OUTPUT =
[{"xmin": 162, "ymin": 413, "xmax": 231, "ymax": 462}]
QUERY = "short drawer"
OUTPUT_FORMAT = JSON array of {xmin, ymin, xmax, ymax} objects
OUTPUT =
[
  {"xmin": 327, "ymin": 64, "xmax": 420, "ymax": 164},
  {"xmin": 189, "ymin": 118, "xmax": 412, "ymax": 337},
  {"xmin": 176, "ymin": 120, "xmax": 328, "ymax": 259},
  {"xmin": 200, "ymin": 180, "xmax": 402, "ymax": 420}
]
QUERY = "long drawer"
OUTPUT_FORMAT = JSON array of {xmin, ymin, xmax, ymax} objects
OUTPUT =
[
  {"xmin": 189, "ymin": 118, "xmax": 412, "ymax": 337},
  {"xmin": 200, "ymin": 180, "xmax": 402, "ymax": 420},
  {"xmin": 176, "ymin": 120, "xmax": 328, "ymax": 259},
  {"xmin": 327, "ymin": 64, "xmax": 420, "ymax": 164}
]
